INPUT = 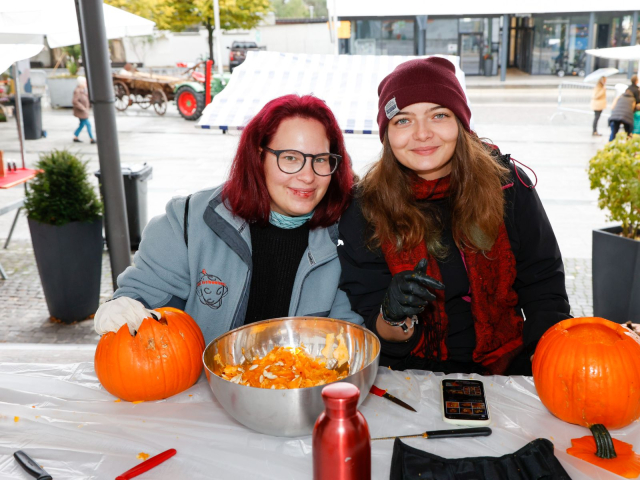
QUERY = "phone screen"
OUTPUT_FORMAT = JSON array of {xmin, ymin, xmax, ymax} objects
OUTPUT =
[{"xmin": 442, "ymin": 379, "xmax": 489, "ymax": 421}]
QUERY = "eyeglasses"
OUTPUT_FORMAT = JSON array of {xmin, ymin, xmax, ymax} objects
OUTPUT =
[{"xmin": 265, "ymin": 147, "xmax": 341, "ymax": 176}]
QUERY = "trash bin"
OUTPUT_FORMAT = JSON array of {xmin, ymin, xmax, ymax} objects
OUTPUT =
[
  {"xmin": 10, "ymin": 94, "xmax": 43, "ymax": 139},
  {"xmin": 95, "ymin": 163, "xmax": 153, "ymax": 250}
]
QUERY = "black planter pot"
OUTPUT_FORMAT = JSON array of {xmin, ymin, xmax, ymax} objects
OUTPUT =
[
  {"xmin": 28, "ymin": 217, "xmax": 103, "ymax": 323},
  {"xmin": 592, "ymin": 226, "xmax": 640, "ymax": 323}
]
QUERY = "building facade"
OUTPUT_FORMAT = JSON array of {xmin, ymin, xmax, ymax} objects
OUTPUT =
[{"xmin": 335, "ymin": 2, "xmax": 639, "ymax": 77}]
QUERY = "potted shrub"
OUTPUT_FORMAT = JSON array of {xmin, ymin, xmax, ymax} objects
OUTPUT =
[
  {"xmin": 588, "ymin": 132, "xmax": 640, "ymax": 323},
  {"xmin": 48, "ymin": 45, "xmax": 81, "ymax": 108},
  {"xmin": 24, "ymin": 149, "xmax": 104, "ymax": 323}
]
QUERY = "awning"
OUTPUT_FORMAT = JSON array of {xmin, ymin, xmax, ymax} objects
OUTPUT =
[
  {"xmin": 197, "ymin": 51, "xmax": 469, "ymax": 135},
  {"xmin": 0, "ymin": 43, "xmax": 43, "ymax": 74},
  {"xmin": 585, "ymin": 45, "xmax": 640, "ymax": 61},
  {"xmin": 0, "ymin": 0, "xmax": 155, "ymax": 48}
]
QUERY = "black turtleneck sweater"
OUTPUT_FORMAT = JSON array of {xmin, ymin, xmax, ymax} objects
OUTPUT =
[{"xmin": 244, "ymin": 221, "xmax": 310, "ymax": 324}]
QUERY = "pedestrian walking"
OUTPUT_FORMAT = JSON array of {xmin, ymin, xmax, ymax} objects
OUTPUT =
[
  {"xmin": 609, "ymin": 85, "xmax": 637, "ymax": 141},
  {"xmin": 72, "ymin": 76, "xmax": 96, "ymax": 144},
  {"xmin": 590, "ymin": 76, "xmax": 607, "ymax": 136}
]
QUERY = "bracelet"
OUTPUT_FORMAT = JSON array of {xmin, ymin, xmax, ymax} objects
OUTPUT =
[{"xmin": 380, "ymin": 306, "xmax": 419, "ymax": 333}]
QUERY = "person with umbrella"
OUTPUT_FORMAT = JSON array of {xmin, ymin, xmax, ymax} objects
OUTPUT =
[
  {"xmin": 590, "ymin": 76, "xmax": 607, "ymax": 136},
  {"xmin": 584, "ymin": 67, "xmax": 618, "ymax": 137},
  {"xmin": 609, "ymin": 83, "xmax": 638, "ymax": 141}
]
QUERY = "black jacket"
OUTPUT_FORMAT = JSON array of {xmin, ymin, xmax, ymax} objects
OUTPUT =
[
  {"xmin": 629, "ymin": 83, "xmax": 640, "ymax": 104},
  {"xmin": 337, "ymin": 159, "xmax": 572, "ymax": 372}
]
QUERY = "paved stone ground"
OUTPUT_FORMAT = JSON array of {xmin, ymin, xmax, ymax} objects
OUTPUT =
[
  {"xmin": 0, "ymin": 243, "xmax": 593, "ymax": 345},
  {"xmin": 0, "ymin": 86, "xmax": 607, "ymax": 344}
]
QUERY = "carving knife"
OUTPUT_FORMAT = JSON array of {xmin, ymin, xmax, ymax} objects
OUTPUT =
[
  {"xmin": 372, "ymin": 426, "xmax": 492, "ymax": 441},
  {"xmin": 369, "ymin": 385, "xmax": 417, "ymax": 412}
]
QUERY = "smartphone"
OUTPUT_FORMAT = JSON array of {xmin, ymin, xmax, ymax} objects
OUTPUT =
[{"xmin": 441, "ymin": 379, "xmax": 490, "ymax": 426}]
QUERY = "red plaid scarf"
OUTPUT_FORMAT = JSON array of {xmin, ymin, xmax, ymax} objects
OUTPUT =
[{"xmin": 381, "ymin": 174, "xmax": 523, "ymax": 374}]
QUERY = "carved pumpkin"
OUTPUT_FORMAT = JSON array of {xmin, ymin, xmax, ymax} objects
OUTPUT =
[
  {"xmin": 532, "ymin": 317, "xmax": 640, "ymax": 430},
  {"xmin": 95, "ymin": 307, "xmax": 205, "ymax": 402}
]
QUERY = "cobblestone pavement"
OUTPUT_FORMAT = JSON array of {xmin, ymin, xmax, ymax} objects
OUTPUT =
[
  {"xmin": 0, "ymin": 239, "xmax": 592, "ymax": 344},
  {"xmin": 0, "ymin": 88, "xmax": 608, "ymax": 344}
]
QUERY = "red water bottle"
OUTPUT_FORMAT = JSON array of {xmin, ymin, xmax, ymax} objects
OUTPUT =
[{"xmin": 313, "ymin": 383, "xmax": 371, "ymax": 480}]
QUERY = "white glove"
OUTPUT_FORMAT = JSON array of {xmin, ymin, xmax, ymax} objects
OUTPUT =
[{"xmin": 94, "ymin": 297, "xmax": 159, "ymax": 336}]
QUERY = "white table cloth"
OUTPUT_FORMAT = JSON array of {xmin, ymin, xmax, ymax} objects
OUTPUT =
[{"xmin": 0, "ymin": 344, "xmax": 636, "ymax": 479}]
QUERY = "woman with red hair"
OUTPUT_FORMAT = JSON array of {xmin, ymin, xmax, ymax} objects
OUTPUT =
[{"xmin": 94, "ymin": 94, "xmax": 362, "ymax": 344}]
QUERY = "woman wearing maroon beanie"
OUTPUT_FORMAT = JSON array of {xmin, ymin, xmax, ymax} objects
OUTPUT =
[{"xmin": 337, "ymin": 57, "xmax": 571, "ymax": 375}]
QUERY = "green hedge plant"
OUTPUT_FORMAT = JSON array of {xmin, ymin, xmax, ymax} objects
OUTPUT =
[
  {"xmin": 24, "ymin": 149, "xmax": 103, "ymax": 226},
  {"xmin": 588, "ymin": 132, "xmax": 640, "ymax": 240}
]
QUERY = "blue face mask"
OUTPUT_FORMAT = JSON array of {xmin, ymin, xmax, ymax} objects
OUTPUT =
[{"xmin": 269, "ymin": 210, "xmax": 314, "ymax": 229}]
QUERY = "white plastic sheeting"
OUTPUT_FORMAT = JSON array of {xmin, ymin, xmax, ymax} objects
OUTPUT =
[
  {"xmin": 0, "ymin": 343, "xmax": 636, "ymax": 479},
  {"xmin": 197, "ymin": 51, "xmax": 471, "ymax": 135}
]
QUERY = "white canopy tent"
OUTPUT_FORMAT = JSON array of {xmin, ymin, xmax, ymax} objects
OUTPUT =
[
  {"xmin": 0, "ymin": 0, "xmax": 154, "ymax": 49},
  {"xmin": 197, "ymin": 51, "xmax": 470, "ymax": 135},
  {"xmin": 585, "ymin": 45, "xmax": 640, "ymax": 76},
  {"xmin": 0, "ymin": 44, "xmax": 43, "ymax": 80},
  {"xmin": 0, "ymin": 1, "xmax": 156, "ymax": 287}
]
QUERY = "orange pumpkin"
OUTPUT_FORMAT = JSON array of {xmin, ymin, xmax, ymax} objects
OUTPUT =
[
  {"xmin": 532, "ymin": 317, "xmax": 640, "ymax": 430},
  {"xmin": 94, "ymin": 307, "xmax": 205, "ymax": 402}
]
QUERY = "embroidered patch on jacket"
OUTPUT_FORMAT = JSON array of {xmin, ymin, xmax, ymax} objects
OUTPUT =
[
  {"xmin": 385, "ymin": 97, "xmax": 399, "ymax": 119},
  {"xmin": 196, "ymin": 269, "xmax": 228, "ymax": 309}
]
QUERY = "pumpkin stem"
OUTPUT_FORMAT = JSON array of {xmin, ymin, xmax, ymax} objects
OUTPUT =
[{"xmin": 590, "ymin": 424, "xmax": 617, "ymax": 459}]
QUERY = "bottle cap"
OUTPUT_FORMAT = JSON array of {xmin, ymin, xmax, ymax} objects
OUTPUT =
[{"xmin": 321, "ymin": 383, "xmax": 360, "ymax": 411}]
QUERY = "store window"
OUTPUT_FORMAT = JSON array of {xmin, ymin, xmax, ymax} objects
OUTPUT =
[
  {"xmin": 425, "ymin": 18, "xmax": 458, "ymax": 55},
  {"xmin": 532, "ymin": 15, "xmax": 588, "ymax": 75},
  {"xmin": 353, "ymin": 19, "xmax": 414, "ymax": 55}
]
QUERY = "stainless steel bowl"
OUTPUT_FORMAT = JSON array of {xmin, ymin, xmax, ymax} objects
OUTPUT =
[{"xmin": 203, "ymin": 317, "xmax": 380, "ymax": 437}]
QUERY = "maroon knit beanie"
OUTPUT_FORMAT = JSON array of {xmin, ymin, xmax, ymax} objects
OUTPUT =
[{"xmin": 377, "ymin": 57, "xmax": 471, "ymax": 142}]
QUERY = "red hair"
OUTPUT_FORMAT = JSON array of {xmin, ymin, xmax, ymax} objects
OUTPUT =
[{"xmin": 222, "ymin": 94, "xmax": 353, "ymax": 229}]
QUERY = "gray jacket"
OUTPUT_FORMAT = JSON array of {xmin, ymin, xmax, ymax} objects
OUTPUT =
[
  {"xmin": 610, "ymin": 90, "xmax": 636, "ymax": 125},
  {"xmin": 114, "ymin": 185, "xmax": 363, "ymax": 344}
]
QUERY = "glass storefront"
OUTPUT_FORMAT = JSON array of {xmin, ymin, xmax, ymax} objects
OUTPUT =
[
  {"xmin": 531, "ymin": 15, "xmax": 589, "ymax": 75},
  {"xmin": 346, "ymin": 11, "xmax": 638, "ymax": 76},
  {"xmin": 353, "ymin": 19, "xmax": 414, "ymax": 55},
  {"xmin": 424, "ymin": 17, "xmax": 500, "ymax": 75}
]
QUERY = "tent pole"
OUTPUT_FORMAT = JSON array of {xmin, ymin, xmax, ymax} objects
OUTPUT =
[
  {"xmin": 11, "ymin": 63, "xmax": 26, "ymax": 169},
  {"xmin": 75, "ymin": 0, "xmax": 131, "ymax": 290}
]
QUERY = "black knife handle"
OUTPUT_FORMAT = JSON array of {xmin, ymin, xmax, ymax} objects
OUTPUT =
[
  {"xmin": 13, "ymin": 451, "xmax": 53, "ymax": 480},
  {"xmin": 425, "ymin": 427, "xmax": 492, "ymax": 439}
]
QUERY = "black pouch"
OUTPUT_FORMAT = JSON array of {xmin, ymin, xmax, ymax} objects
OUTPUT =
[{"xmin": 390, "ymin": 437, "xmax": 572, "ymax": 480}]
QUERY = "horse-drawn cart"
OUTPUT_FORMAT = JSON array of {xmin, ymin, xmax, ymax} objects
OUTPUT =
[
  {"xmin": 112, "ymin": 70, "xmax": 207, "ymax": 119},
  {"xmin": 112, "ymin": 65, "xmax": 229, "ymax": 120}
]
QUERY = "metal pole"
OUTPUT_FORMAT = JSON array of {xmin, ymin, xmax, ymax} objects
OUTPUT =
[
  {"xmin": 11, "ymin": 63, "xmax": 26, "ymax": 169},
  {"xmin": 213, "ymin": 0, "xmax": 224, "ymax": 75},
  {"xmin": 74, "ymin": 0, "xmax": 91, "ymax": 100},
  {"xmin": 75, "ymin": 0, "xmax": 131, "ymax": 290},
  {"xmin": 500, "ymin": 14, "xmax": 509, "ymax": 82},
  {"xmin": 416, "ymin": 15, "xmax": 427, "ymax": 56},
  {"xmin": 332, "ymin": 0, "xmax": 339, "ymax": 55},
  {"xmin": 630, "ymin": 11, "xmax": 638, "ymax": 79},
  {"xmin": 586, "ymin": 12, "xmax": 595, "ymax": 75}
]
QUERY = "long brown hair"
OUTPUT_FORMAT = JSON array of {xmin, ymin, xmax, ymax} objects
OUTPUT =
[{"xmin": 359, "ymin": 117, "xmax": 509, "ymax": 255}]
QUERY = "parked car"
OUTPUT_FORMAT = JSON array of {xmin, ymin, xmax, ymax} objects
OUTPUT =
[{"xmin": 228, "ymin": 41, "xmax": 266, "ymax": 72}]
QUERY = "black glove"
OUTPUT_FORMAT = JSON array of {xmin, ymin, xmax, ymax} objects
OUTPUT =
[{"xmin": 381, "ymin": 258, "xmax": 445, "ymax": 323}]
